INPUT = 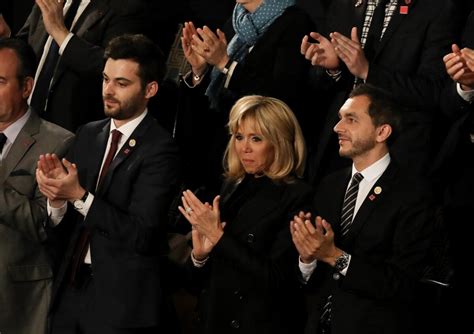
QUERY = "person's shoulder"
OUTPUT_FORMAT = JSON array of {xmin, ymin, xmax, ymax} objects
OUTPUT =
[
  {"xmin": 279, "ymin": 5, "xmax": 314, "ymax": 27},
  {"xmin": 108, "ymin": 0, "xmax": 147, "ymax": 15},
  {"xmin": 38, "ymin": 118, "xmax": 74, "ymax": 140}
]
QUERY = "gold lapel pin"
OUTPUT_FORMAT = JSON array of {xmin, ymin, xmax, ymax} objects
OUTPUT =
[
  {"xmin": 374, "ymin": 186, "xmax": 382, "ymax": 195},
  {"xmin": 129, "ymin": 139, "xmax": 136, "ymax": 147}
]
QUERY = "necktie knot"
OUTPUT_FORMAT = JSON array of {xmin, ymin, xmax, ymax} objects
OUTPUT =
[
  {"xmin": 351, "ymin": 172, "xmax": 364, "ymax": 186},
  {"xmin": 110, "ymin": 129, "xmax": 122, "ymax": 146}
]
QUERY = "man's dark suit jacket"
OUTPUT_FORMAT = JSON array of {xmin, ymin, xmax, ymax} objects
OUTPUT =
[
  {"xmin": 433, "ymin": 11, "xmax": 474, "ymax": 334},
  {"xmin": 304, "ymin": 161, "xmax": 435, "ymax": 334},
  {"xmin": 50, "ymin": 114, "xmax": 180, "ymax": 328},
  {"xmin": 307, "ymin": 0, "xmax": 458, "ymax": 186},
  {"xmin": 190, "ymin": 176, "xmax": 313, "ymax": 334},
  {"xmin": 17, "ymin": 0, "xmax": 146, "ymax": 131}
]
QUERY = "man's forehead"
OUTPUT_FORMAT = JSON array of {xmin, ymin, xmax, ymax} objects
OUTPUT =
[
  {"xmin": 340, "ymin": 95, "xmax": 370, "ymax": 114},
  {"xmin": 103, "ymin": 58, "xmax": 139, "ymax": 78},
  {"xmin": 0, "ymin": 48, "xmax": 19, "ymax": 74}
]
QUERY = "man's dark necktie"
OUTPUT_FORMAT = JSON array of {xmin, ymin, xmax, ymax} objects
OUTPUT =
[
  {"xmin": 364, "ymin": 0, "xmax": 390, "ymax": 62},
  {"xmin": 319, "ymin": 173, "xmax": 364, "ymax": 333},
  {"xmin": 340, "ymin": 172, "xmax": 364, "ymax": 236},
  {"xmin": 0, "ymin": 133, "xmax": 7, "ymax": 154},
  {"xmin": 69, "ymin": 129, "xmax": 122, "ymax": 285},
  {"xmin": 30, "ymin": 0, "xmax": 81, "ymax": 114}
]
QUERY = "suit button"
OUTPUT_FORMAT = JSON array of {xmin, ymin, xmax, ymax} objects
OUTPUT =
[
  {"xmin": 333, "ymin": 272, "xmax": 340, "ymax": 280},
  {"xmin": 230, "ymin": 320, "xmax": 240, "ymax": 329},
  {"xmin": 247, "ymin": 233, "xmax": 255, "ymax": 243}
]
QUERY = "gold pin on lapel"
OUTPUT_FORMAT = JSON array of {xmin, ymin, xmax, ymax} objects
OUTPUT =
[
  {"xmin": 355, "ymin": 0, "xmax": 363, "ymax": 7},
  {"xmin": 129, "ymin": 139, "xmax": 136, "ymax": 147},
  {"xmin": 374, "ymin": 186, "xmax": 382, "ymax": 195}
]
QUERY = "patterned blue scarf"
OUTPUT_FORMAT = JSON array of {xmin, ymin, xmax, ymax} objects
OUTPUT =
[{"xmin": 205, "ymin": 0, "xmax": 296, "ymax": 111}]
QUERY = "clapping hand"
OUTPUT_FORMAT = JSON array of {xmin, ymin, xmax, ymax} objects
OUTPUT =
[{"xmin": 179, "ymin": 190, "xmax": 225, "ymax": 259}]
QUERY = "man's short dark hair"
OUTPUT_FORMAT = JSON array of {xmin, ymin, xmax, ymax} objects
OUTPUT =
[
  {"xmin": 104, "ymin": 34, "xmax": 165, "ymax": 87},
  {"xmin": 350, "ymin": 83, "xmax": 402, "ymax": 145},
  {"xmin": 0, "ymin": 38, "xmax": 37, "ymax": 84}
]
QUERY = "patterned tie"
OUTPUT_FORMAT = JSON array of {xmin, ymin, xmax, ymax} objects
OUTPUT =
[
  {"xmin": 340, "ymin": 172, "xmax": 364, "ymax": 236},
  {"xmin": 30, "ymin": 0, "xmax": 82, "ymax": 113},
  {"xmin": 69, "ymin": 129, "xmax": 122, "ymax": 285},
  {"xmin": 319, "ymin": 173, "xmax": 364, "ymax": 332},
  {"xmin": 364, "ymin": 0, "xmax": 390, "ymax": 62}
]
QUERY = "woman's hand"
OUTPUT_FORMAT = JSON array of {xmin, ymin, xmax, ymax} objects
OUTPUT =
[
  {"xmin": 179, "ymin": 191, "xmax": 224, "ymax": 246},
  {"xmin": 181, "ymin": 21, "xmax": 208, "ymax": 76}
]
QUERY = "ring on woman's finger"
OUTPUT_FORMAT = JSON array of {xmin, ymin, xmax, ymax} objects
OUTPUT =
[{"xmin": 185, "ymin": 207, "xmax": 193, "ymax": 215}]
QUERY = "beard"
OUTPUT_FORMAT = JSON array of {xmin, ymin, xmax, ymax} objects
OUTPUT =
[
  {"xmin": 339, "ymin": 135, "xmax": 376, "ymax": 159},
  {"xmin": 103, "ymin": 91, "xmax": 144, "ymax": 121}
]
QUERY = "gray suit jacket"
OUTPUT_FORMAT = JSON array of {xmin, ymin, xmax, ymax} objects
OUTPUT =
[{"xmin": 0, "ymin": 111, "xmax": 74, "ymax": 334}]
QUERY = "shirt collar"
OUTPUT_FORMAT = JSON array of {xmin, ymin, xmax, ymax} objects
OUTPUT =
[
  {"xmin": 2, "ymin": 108, "xmax": 31, "ymax": 145},
  {"xmin": 110, "ymin": 109, "xmax": 148, "ymax": 139},
  {"xmin": 352, "ymin": 152, "xmax": 391, "ymax": 183}
]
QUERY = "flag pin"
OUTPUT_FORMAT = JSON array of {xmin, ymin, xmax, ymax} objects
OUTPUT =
[{"xmin": 399, "ymin": 5, "xmax": 408, "ymax": 14}]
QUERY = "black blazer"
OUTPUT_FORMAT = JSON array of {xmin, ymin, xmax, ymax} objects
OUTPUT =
[
  {"xmin": 17, "ymin": 0, "xmax": 147, "ymax": 131},
  {"xmin": 50, "ymin": 114, "xmax": 180, "ymax": 328},
  {"xmin": 190, "ymin": 176, "xmax": 313, "ymax": 334},
  {"xmin": 304, "ymin": 161, "xmax": 435, "ymax": 334},
  {"xmin": 307, "ymin": 0, "xmax": 459, "ymax": 185}
]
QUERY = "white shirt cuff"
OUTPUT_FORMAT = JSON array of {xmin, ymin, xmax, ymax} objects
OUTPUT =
[
  {"xmin": 456, "ymin": 82, "xmax": 474, "ymax": 102},
  {"xmin": 223, "ymin": 61, "xmax": 238, "ymax": 89},
  {"xmin": 47, "ymin": 200, "xmax": 67, "ymax": 226},
  {"xmin": 299, "ymin": 257, "xmax": 317, "ymax": 282},
  {"xmin": 191, "ymin": 251, "xmax": 209, "ymax": 268}
]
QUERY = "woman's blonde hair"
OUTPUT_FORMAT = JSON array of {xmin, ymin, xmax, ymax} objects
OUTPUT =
[{"xmin": 224, "ymin": 95, "xmax": 306, "ymax": 182}]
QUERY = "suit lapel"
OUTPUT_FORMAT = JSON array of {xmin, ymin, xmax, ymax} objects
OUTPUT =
[
  {"xmin": 85, "ymin": 120, "xmax": 109, "ymax": 191},
  {"xmin": 29, "ymin": 14, "xmax": 49, "ymax": 55},
  {"xmin": 96, "ymin": 115, "xmax": 152, "ymax": 196},
  {"xmin": 73, "ymin": 0, "xmax": 108, "ymax": 36},
  {"xmin": 354, "ymin": 0, "xmax": 368, "ymax": 35},
  {"xmin": 344, "ymin": 162, "xmax": 398, "ymax": 245},
  {"xmin": 373, "ymin": 0, "xmax": 417, "ymax": 60},
  {"xmin": 0, "ymin": 112, "xmax": 40, "ymax": 183}
]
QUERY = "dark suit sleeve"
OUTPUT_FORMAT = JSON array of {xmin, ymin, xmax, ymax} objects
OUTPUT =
[
  {"xmin": 84, "ymin": 138, "xmax": 180, "ymax": 254},
  {"xmin": 0, "ymin": 134, "xmax": 73, "ymax": 242},
  {"xmin": 208, "ymin": 184, "xmax": 313, "ymax": 290},
  {"xmin": 365, "ymin": 1, "xmax": 457, "ymax": 110}
]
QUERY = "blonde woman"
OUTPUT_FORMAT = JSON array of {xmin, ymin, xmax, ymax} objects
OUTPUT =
[{"xmin": 179, "ymin": 95, "xmax": 313, "ymax": 334}]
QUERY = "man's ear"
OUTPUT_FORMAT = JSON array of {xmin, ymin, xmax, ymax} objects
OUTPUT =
[
  {"xmin": 144, "ymin": 81, "xmax": 158, "ymax": 99},
  {"xmin": 22, "ymin": 76, "xmax": 34, "ymax": 99},
  {"xmin": 376, "ymin": 124, "xmax": 392, "ymax": 143}
]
